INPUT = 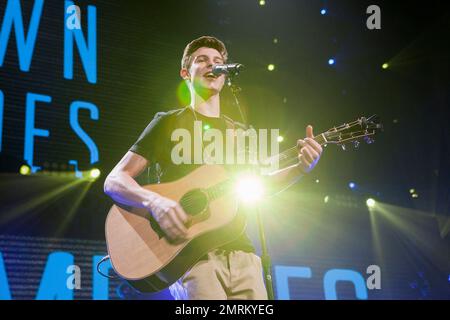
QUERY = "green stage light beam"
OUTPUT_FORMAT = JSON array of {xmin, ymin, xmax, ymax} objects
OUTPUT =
[{"xmin": 0, "ymin": 178, "xmax": 85, "ymax": 226}]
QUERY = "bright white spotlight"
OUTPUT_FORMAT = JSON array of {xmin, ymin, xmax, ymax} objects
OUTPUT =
[
  {"xmin": 328, "ymin": 58, "xmax": 335, "ymax": 65},
  {"xmin": 349, "ymin": 182, "xmax": 356, "ymax": 189},
  {"xmin": 89, "ymin": 168, "xmax": 101, "ymax": 179},
  {"xmin": 19, "ymin": 165, "xmax": 31, "ymax": 175},
  {"xmin": 235, "ymin": 174, "xmax": 265, "ymax": 204},
  {"xmin": 366, "ymin": 198, "xmax": 376, "ymax": 208},
  {"xmin": 320, "ymin": 9, "xmax": 327, "ymax": 15}
]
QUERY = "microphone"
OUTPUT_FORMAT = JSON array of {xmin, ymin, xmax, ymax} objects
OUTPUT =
[{"xmin": 212, "ymin": 63, "xmax": 244, "ymax": 76}]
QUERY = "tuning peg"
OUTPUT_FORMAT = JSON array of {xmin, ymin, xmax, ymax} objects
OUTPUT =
[{"xmin": 353, "ymin": 141, "xmax": 360, "ymax": 148}]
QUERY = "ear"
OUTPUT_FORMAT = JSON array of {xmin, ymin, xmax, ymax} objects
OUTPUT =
[{"xmin": 180, "ymin": 68, "xmax": 190, "ymax": 81}]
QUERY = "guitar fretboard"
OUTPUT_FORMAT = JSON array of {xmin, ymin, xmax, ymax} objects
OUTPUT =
[{"xmin": 206, "ymin": 179, "xmax": 233, "ymax": 201}]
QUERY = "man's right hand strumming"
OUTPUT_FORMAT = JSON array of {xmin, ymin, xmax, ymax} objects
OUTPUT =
[
  {"xmin": 104, "ymin": 151, "xmax": 190, "ymax": 242},
  {"xmin": 143, "ymin": 196, "xmax": 189, "ymax": 241}
]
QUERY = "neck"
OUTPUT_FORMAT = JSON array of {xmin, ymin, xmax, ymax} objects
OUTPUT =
[{"xmin": 189, "ymin": 90, "xmax": 221, "ymax": 118}]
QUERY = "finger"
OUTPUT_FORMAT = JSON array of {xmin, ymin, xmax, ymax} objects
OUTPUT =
[
  {"xmin": 301, "ymin": 159, "xmax": 312, "ymax": 169},
  {"xmin": 167, "ymin": 209, "xmax": 188, "ymax": 235},
  {"xmin": 305, "ymin": 147, "xmax": 319, "ymax": 162},
  {"xmin": 175, "ymin": 204, "xmax": 189, "ymax": 224},
  {"xmin": 301, "ymin": 147, "xmax": 312, "ymax": 163},
  {"xmin": 152, "ymin": 208, "xmax": 164, "ymax": 222},
  {"xmin": 160, "ymin": 219, "xmax": 177, "ymax": 240},
  {"xmin": 306, "ymin": 125, "xmax": 314, "ymax": 139},
  {"xmin": 301, "ymin": 147, "xmax": 315, "ymax": 163},
  {"xmin": 167, "ymin": 226, "xmax": 184, "ymax": 240},
  {"xmin": 297, "ymin": 139, "xmax": 305, "ymax": 150},
  {"xmin": 299, "ymin": 154, "xmax": 311, "ymax": 167},
  {"xmin": 304, "ymin": 138, "xmax": 322, "ymax": 154},
  {"xmin": 167, "ymin": 213, "xmax": 187, "ymax": 239}
]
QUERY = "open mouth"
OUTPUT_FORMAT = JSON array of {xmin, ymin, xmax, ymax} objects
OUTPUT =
[{"xmin": 203, "ymin": 72, "xmax": 218, "ymax": 79}]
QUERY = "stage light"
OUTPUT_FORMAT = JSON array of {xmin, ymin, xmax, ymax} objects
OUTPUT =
[
  {"xmin": 89, "ymin": 168, "xmax": 101, "ymax": 179},
  {"xmin": 328, "ymin": 58, "xmax": 335, "ymax": 65},
  {"xmin": 259, "ymin": 0, "xmax": 266, "ymax": 6},
  {"xmin": 273, "ymin": 38, "xmax": 278, "ymax": 44},
  {"xmin": 409, "ymin": 188, "xmax": 415, "ymax": 194},
  {"xmin": 235, "ymin": 174, "xmax": 265, "ymax": 204},
  {"xmin": 382, "ymin": 63, "xmax": 389, "ymax": 69},
  {"xmin": 19, "ymin": 165, "xmax": 31, "ymax": 175},
  {"xmin": 366, "ymin": 198, "xmax": 376, "ymax": 208},
  {"xmin": 176, "ymin": 80, "xmax": 190, "ymax": 106},
  {"xmin": 412, "ymin": 193, "xmax": 419, "ymax": 198},
  {"xmin": 277, "ymin": 135, "xmax": 284, "ymax": 143},
  {"xmin": 320, "ymin": 9, "xmax": 327, "ymax": 15},
  {"xmin": 349, "ymin": 182, "xmax": 356, "ymax": 189},
  {"xmin": 315, "ymin": 179, "xmax": 320, "ymax": 183},
  {"xmin": 267, "ymin": 64, "xmax": 275, "ymax": 71},
  {"xmin": 203, "ymin": 124, "xmax": 211, "ymax": 130},
  {"xmin": 324, "ymin": 195, "xmax": 329, "ymax": 203}
]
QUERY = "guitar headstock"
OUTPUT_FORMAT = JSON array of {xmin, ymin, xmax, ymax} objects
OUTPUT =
[
  {"xmin": 266, "ymin": 115, "xmax": 383, "ymax": 171},
  {"xmin": 320, "ymin": 115, "xmax": 383, "ymax": 150}
]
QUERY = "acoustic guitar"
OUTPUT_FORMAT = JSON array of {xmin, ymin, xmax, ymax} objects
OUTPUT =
[{"xmin": 105, "ymin": 115, "xmax": 382, "ymax": 292}]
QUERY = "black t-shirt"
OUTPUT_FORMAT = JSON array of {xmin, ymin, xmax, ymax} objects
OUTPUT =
[{"xmin": 129, "ymin": 106, "xmax": 256, "ymax": 253}]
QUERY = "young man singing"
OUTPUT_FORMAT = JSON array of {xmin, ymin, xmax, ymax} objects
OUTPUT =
[{"xmin": 104, "ymin": 36, "xmax": 323, "ymax": 300}]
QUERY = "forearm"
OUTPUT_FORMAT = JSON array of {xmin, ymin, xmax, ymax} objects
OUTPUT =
[
  {"xmin": 263, "ymin": 163, "xmax": 304, "ymax": 195},
  {"xmin": 104, "ymin": 172, "xmax": 159, "ymax": 208}
]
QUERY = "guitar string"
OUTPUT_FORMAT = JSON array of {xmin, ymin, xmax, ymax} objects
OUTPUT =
[
  {"xmin": 178, "ymin": 116, "xmax": 373, "ymax": 208},
  {"xmin": 178, "ymin": 133, "xmax": 375, "ymax": 209},
  {"xmin": 267, "ymin": 128, "xmax": 374, "ymax": 163},
  {"xmin": 179, "ymin": 133, "xmax": 375, "ymax": 208},
  {"xmin": 179, "ymin": 138, "xmax": 333, "ymax": 207},
  {"xmin": 188, "ymin": 105, "xmax": 363, "ymax": 168}
]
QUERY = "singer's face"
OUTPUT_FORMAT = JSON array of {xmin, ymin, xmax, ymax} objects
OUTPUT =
[{"xmin": 184, "ymin": 47, "xmax": 226, "ymax": 96}]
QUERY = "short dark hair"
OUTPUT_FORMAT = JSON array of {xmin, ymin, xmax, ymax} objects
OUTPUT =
[{"xmin": 181, "ymin": 36, "xmax": 228, "ymax": 70}]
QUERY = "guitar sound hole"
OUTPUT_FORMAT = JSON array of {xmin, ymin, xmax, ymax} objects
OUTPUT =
[{"xmin": 179, "ymin": 189, "xmax": 208, "ymax": 216}]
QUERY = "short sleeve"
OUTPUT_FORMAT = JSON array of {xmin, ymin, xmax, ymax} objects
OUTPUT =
[{"xmin": 129, "ymin": 111, "xmax": 168, "ymax": 163}]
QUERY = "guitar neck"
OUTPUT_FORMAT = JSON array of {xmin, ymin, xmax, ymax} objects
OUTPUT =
[
  {"xmin": 265, "ymin": 131, "xmax": 328, "ymax": 170},
  {"xmin": 205, "ymin": 179, "xmax": 233, "ymax": 201},
  {"xmin": 203, "ymin": 116, "xmax": 381, "ymax": 196},
  {"xmin": 266, "ymin": 116, "xmax": 381, "ymax": 170}
]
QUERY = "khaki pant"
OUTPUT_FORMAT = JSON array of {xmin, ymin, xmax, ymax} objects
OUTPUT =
[{"xmin": 169, "ymin": 249, "xmax": 268, "ymax": 300}]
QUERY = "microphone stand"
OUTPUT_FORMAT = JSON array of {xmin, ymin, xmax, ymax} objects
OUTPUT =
[
  {"xmin": 226, "ymin": 74, "xmax": 247, "ymax": 127},
  {"xmin": 226, "ymin": 73, "xmax": 275, "ymax": 300}
]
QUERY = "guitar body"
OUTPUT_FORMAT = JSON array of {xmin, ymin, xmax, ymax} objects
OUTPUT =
[{"xmin": 105, "ymin": 165, "xmax": 245, "ymax": 293}]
